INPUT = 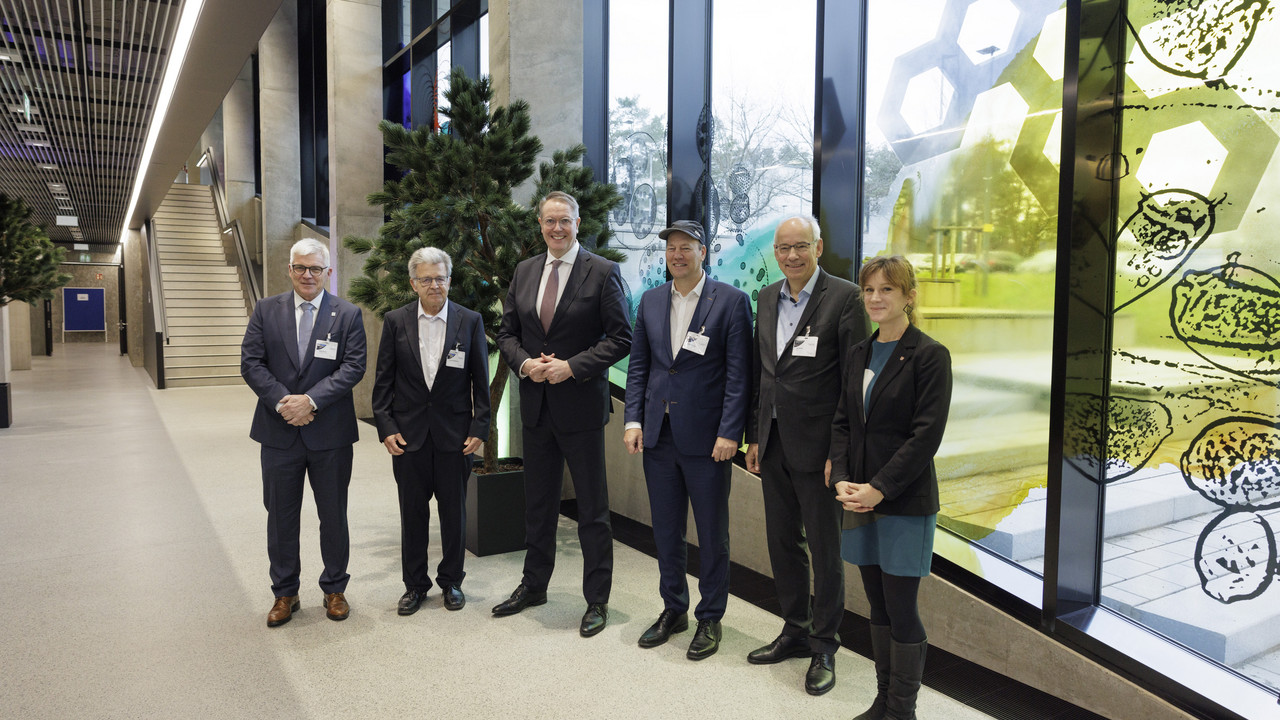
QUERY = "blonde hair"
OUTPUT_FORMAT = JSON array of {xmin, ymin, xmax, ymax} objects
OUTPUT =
[{"xmin": 859, "ymin": 255, "xmax": 918, "ymax": 325}]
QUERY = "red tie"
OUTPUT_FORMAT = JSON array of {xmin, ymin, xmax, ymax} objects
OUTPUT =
[{"xmin": 540, "ymin": 259, "xmax": 562, "ymax": 333}]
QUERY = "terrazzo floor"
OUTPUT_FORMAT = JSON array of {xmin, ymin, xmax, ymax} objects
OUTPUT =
[{"xmin": 0, "ymin": 343, "xmax": 996, "ymax": 720}]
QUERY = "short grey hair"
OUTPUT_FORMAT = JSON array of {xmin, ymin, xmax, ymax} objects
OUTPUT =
[
  {"xmin": 408, "ymin": 246, "xmax": 452, "ymax": 277},
  {"xmin": 538, "ymin": 191, "xmax": 579, "ymax": 217},
  {"xmin": 773, "ymin": 214, "xmax": 822, "ymax": 243},
  {"xmin": 290, "ymin": 238, "xmax": 330, "ymax": 267}
]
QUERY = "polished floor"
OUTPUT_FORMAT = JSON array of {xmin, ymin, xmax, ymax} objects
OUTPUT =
[{"xmin": 0, "ymin": 344, "xmax": 998, "ymax": 719}]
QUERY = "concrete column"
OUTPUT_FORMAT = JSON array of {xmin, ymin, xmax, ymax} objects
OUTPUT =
[
  {"xmin": 8, "ymin": 301, "xmax": 31, "ymax": 370},
  {"xmin": 326, "ymin": 0, "xmax": 385, "ymax": 418},
  {"xmin": 488, "ymin": 0, "xmax": 584, "ymax": 205},
  {"xmin": 259, "ymin": 0, "xmax": 303, "ymax": 297},
  {"xmin": 222, "ymin": 60, "xmax": 260, "ymax": 261},
  {"xmin": 124, "ymin": 229, "xmax": 145, "ymax": 366}
]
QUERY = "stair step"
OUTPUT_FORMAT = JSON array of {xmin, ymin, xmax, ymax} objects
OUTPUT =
[
  {"xmin": 163, "ymin": 360, "xmax": 241, "ymax": 375},
  {"xmin": 158, "ymin": 243, "xmax": 223, "ymax": 253},
  {"xmin": 163, "ymin": 266, "xmax": 238, "ymax": 276},
  {"xmin": 165, "ymin": 376, "xmax": 245, "ymax": 388},
  {"xmin": 163, "ymin": 273, "xmax": 239, "ymax": 285},
  {"xmin": 165, "ymin": 298, "xmax": 247, "ymax": 309},
  {"xmin": 168, "ymin": 335, "xmax": 246, "ymax": 347},
  {"xmin": 168, "ymin": 326, "xmax": 245, "ymax": 338},
  {"xmin": 164, "ymin": 344, "xmax": 241, "ymax": 357},
  {"xmin": 157, "ymin": 236, "xmax": 222, "ymax": 247},
  {"xmin": 167, "ymin": 316, "xmax": 246, "ymax": 328},
  {"xmin": 163, "ymin": 290, "xmax": 245, "ymax": 300},
  {"xmin": 165, "ymin": 307, "xmax": 247, "ymax": 319},
  {"xmin": 935, "ymin": 411, "xmax": 1049, "ymax": 479},
  {"xmin": 162, "ymin": 282, "xmax": 242, "ymax": 294}
]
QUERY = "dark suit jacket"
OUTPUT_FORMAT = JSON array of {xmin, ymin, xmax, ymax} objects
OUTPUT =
[
  {"xmin": 623, "ymin": 276, "xmax": 752, "ymax": 456},
  {"xmin": 371, "ymin": 300, "xmax": 491, "ymax": 452},
  {"xmin": 747, "ymin": 268, "xmax": 869, "ymax": 471},
  {"xmin": 241, "ymin": 290, "xmax": 367, "ymax": 451},
  {"xmin": 828, "ymin": 324, "xmax": 951, "ymax": 516},
  {"xmin": 496, "ymin": 247, "xmax": 633, "ymax": 432}
]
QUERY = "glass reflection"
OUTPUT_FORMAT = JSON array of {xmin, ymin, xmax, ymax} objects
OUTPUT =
[
  {"xmin": 861, "ymin": 0, "xmax": 1065, "ymax": 575},
  {"xmin": 1100, "ymin": 0, "xmax": 1280, "ymax": 693}
]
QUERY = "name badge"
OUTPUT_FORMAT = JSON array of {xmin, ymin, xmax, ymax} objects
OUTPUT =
[
  {"xmin": 792, "ymin": 334, "xmax": 818, "ymax": 357},
  {"xmin": 682, "ymin": 328, "xmax": 710, "ymax": 356},
  {"xmin": 446, "ymin": 349, "xmax": 466, "ymax": 368},
  {"xmin": 313, "ymin": 339, "xmax": 338, "ymax": 360}
]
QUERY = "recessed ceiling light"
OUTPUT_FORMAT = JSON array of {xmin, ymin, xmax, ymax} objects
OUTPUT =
[
  {"xmin": 7, "ymin": 104, "xmax": 38, "ymax": 115},
  {"xmin": 24, "ymin": 139, "xmax": 51, "ymax": 148},
  {"xmin": 0, "ymin": 49, "xmax": 22, "ymax": 63},
  {"xmin": 37, "ymin": 163, "xmax": 58, "ymax": 170}
]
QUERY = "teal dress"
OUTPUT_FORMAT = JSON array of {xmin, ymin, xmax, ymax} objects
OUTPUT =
[{"xmin": 839, "ymin": 339, "xmax": 937, "ymax": 577}]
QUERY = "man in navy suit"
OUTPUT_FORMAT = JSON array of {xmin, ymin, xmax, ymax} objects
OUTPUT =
[
  {"xmin": 373, "ymin": 247, "xmax": 490, "ymax": 616},
  {"xmin": 493, "ymin": 191, "xmax": 632, "ymax": 637},
  {"xmin": 623, "ymin": 220, "xmax": 752, "ymax": 660},
  {"xmin": 241, "ymin": 238, "xmax": 367, "ymax": 627}
]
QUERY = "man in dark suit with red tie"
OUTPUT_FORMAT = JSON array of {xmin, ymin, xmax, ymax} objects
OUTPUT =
[
  {"xmin": 241, "ymin": 238, "xmax": 367, "ymax": 627},
  {"xmin": 623, "ymin": 220, "xmax": 753, "ymax": 660},
  {"xmin": 373, "ymin": 247, "xmax": 490, "ymax": 616},
  {"xmin": 493, "ymin": 191, "xmax": 632, "ymax": 637}
]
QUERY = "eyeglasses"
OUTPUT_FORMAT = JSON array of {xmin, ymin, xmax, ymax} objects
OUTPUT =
[
  {"xmin": 290, "ymin": 264, "xmax": 328, "ymax": 276},
  {"xmin": 540, "ymin": 217, "xmax": 577, "ymax": 230},
  {"xmin": 774, "ymin": 242, "xmax": 812, "ymax": 256},
  {"xmin": 411, "ymin": 276, "xmax": 449, "ymax": 287}
]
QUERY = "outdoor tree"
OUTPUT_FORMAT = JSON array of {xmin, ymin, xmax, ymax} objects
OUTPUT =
[
  {"xmin": 344, "ymin": 67, "xmax": 623, "ymax": 473},
  {"xmin": 0, "ymin": 193, "xmax": 70, "ymax": 309}
]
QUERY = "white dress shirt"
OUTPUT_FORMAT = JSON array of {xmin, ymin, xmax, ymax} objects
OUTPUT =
[{"xmin": 418, "ymin": 301, "xmax": 449, "ymax": 390}]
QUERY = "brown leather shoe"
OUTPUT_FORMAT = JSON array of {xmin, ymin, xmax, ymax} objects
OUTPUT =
[
  {"xmin": 267, "ymin": 596, "xmax": 300, "ymax": 627},
  {"xmin": 323, "ymin": 592, "xmax": 350, "ymax": 621}
]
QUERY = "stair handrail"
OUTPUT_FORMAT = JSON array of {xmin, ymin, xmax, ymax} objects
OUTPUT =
[
  {"xmin": 146, "ymin": 218, "xmax": 169, "ymax": 343},
  {"xmin": 142, "ymin": 218, "xmax": 168, "ymax": 389},
  {"xmin": 200, "ymin": 148, "xmax": 262, "ymax": 313}
]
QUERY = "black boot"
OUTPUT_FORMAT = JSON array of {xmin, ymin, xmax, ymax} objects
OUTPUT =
[
  {"xmin": 884, "ymin": 637, "xmax": 927, "ymax": 720},
  {"xmin": 853, "ymin": 624, "xmax": 890, "ymax": 719}
]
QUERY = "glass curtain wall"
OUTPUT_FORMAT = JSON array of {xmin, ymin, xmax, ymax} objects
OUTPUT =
[
  {"xmin": 1096, "ymin": 1, "xmax": 1280, "ymax": 695},
  {"xmin": 861, "ymin": 1, "xmax": 1065, "ymax": 576}
]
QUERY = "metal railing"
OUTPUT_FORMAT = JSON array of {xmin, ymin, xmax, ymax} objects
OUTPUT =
[
  {"xmin": 141, "ymin": 219, "xmax": 167, "ymax": 389},
  {"xmin": 200, "ymin": 148, "xmax": 262, "ymax": 313}
]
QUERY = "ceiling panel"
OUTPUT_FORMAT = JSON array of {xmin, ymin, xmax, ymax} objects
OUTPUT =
[{"xmin": 0, "ymin": 0, "xmax": 182, "ymax": 252}]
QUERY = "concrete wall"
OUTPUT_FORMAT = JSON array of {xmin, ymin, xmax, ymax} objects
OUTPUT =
[
  {"xmin": 600, "ymin": 396, "xmax": 1193, "ymax": 720},
  {"xmin": 123, "ymin": 229, "xmax": 145, "ymax": 367},
  {"xmin": 7, "ymin": 301, "xmax": 32, "ymax": 371},
  {"xmin": 259, "ymin": 0, "xmax": 303, "ymax": 299}
]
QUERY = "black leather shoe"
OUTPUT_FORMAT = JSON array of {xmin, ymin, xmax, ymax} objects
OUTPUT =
[
  {"xmin": 638, "ymin": 609, "xmax": 689, "ymax": 648},
  {"xmin": 491, "ymin": 584, "xmax": 547, "ymax": 616},
  {"xmin": 686, "ymin": 619, "xmax": 722, "ymax": 660},
  {"xmin": 580, "ymin": 603, "xmax": 609, "ymax": 637},
  {"xmin": 747, "ymin": 633, "xmax": 811, "ymax": 664},
  {"xmin": 397, "ymin": 589, "xmax": 427, "ymax": 616},
  {"xmin": 442, "ymin": 586, "xmax": 465, "ymax": 611},
  {"xmin": 805, "ymin": 652, "xmax": 836, "ymax": 696}
]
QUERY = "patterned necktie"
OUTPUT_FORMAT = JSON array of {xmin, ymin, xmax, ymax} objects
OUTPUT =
[
  {"xmin": 540, "ymin": 259, "xmax": 563, "ymax": 333},
  {"xmin": 297, "ymin": 302, "xmax": 314, "ymax": 364}
]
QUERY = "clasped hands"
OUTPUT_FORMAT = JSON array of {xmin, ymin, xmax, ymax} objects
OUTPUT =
[
  {"xmin": 623, "ymin": 428, "xmax": 737, "ymax": 462},
  {"xmin": 279, "ymin": 394, "xmax": 315, "ymax": 427},
  {"xmin": 526, "ymin": 353, "xmax": 573, "ymax": 384}
]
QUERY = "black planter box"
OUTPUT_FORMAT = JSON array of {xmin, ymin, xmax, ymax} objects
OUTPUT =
[{"xmin": 466, "ymin": 459, "xmax": 526, "ymax": 557}]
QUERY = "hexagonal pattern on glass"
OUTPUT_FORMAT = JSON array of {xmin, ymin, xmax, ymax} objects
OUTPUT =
[
  {"xmin": 1135, "ymin": 122, "xmax": 1228, "ymax": 197},
  {"xmin": 902, "ymin": 67, "xmax": 957, "ymax": 135},
  {"xmin": 1032, "ymin": 8, "xmax": 1066, "ymax": 81},
  {"xmin": 958, "ymin": 0, "xmax": 1020, "ymax": 65}
]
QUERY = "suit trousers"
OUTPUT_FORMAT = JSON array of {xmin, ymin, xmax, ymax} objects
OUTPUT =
[
  {"xmin": 261, "ymin": 437, "xmax": 353, "ymax": 597},
  {"xmin": 644, "ymin": 416, "xmax": 732, "ymax": 621},
  {"xmin": 521, "ymin": 398, "xmax": 613, "ymax": 603},
  {"xmin": 392, "ymin": 439, "xmax": 469, "ymax": 591},
  {"xmin": 760, "ymin": 424, "xmax": 845, "ymax": 653}
]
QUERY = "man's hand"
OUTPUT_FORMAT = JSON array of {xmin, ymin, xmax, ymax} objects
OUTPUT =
[
  {"xmin": 279, "ymin": 394, "xmax": 313, "ymax": 424},
  {"xmin": 383, "ymin": 433, "xmax": 407, "ymax": 456},
  {"xmin": 824, "ymin": 458, "xmax": 832, "ymax": 487},
  {"xmin": 287, "ymin": 412, "xmax": 315, "ymax": 427},
  {"xmin": 745, "ymin": 443, "xmax": 760, "ymax": 473},
  {"xmin": 539, "ymin": 354, "xmax": 574, "ymax": 384},
  {"xmin": 462, "ymin": 436, "xmax": 482, "ymax": 455},
  {"xmin": 834, "ymin": 481, "xmax": 883, "ymax": 513},
  {"xmin": 624, "ymin": 428, "xmax": 644, "ymax": 455},
  {"xmin": 525, "ymin": 354, "xmax": 557, "ymax": 382},
  {"xmin": 711, "ymin": 437, "xmax": 738, "ymax": 463}
]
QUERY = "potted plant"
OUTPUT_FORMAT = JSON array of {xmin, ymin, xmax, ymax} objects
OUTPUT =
[
  {"xmin": 0, "ymin": 193, "xmax": 71, "ymax": 428},
  {"xmin": 344, "ymin": 68, "xmax": 622, "ymax": 553}
]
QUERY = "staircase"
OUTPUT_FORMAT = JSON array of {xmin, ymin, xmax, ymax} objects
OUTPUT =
[{"xmin": 155, "ymin": 183, "xmax": 248, "ymax": 388}]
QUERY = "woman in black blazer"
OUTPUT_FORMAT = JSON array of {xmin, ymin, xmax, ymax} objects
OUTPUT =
[{"xmin": 829, "ymin": 255, "xmax": 952, "ymax": 720}]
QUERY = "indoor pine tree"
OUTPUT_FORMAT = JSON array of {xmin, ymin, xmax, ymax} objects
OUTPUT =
[
  {"xmin": 0, "ymin": 192, "xmax": 71, "ymax": 427},
  {"xmin": 344, "ymin": 67, "xmax": 623, "ymax": 473}
]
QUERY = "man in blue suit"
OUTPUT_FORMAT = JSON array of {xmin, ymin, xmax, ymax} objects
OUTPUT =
[
  {"xmin": 241, "ymin": 238, "xmax": 367, "ymax": 627},
  {"xmin": 623, "ymin": 220, "xmax": 752, "ymax": 660}
]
